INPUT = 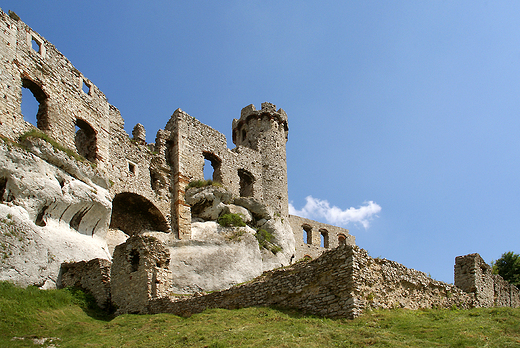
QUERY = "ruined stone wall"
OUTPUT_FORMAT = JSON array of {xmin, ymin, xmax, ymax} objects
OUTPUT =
[
  {"xmin": 289, "ymin": 215, "xmax": 355, "ymax": 260},
  {"xmin": 0, "ymin": 10, "xmax": 111, "ymax": 166},
  {"xmin": 111, "ymin": 235, "xmax": 171, "ymax": 314},
  {"xmin": 0, "ymin": 10, "xmax": 171, "ymax": 238},
  {"xmin": 145, "ymin": 244, "xmax": 475, "ymax": 319},
  {"xmin": 455, "ymin": 253, "xmax": 520, "ymax": 308},
  {"xmin": 351, "ymin": 248, "xmax": 474, "ymax": 312},
  {"xmin": 107, "ymin": 106, "xmax": 171, "ymax": 235},
  {"xmin": 166, "ymin": 108, "xmax": 264, "ymax": 239},
  {"xmin": 57, "ymin": 258, "xmax": 111, "ymax": 309}
]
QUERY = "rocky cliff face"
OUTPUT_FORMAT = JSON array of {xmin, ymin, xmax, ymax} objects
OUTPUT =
[{"xmin": 0, "ymin": 138, "xmax": 111, "ymax": 288}]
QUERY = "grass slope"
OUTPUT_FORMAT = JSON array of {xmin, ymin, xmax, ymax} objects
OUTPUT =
[{"xmin": 1, "ymin": 281, "xmax": 519, "ymax": 347}]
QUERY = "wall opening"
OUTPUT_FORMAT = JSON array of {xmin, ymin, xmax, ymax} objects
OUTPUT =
[
  {"xmin": 75, "ymin": 119, "xmax": 97, "ymax": 162},
  {"xmin": 203, "ymin": 152, "xmax": 222, "ymax": 183},
  {"xmin": 128, "ymin": 161, "xmax": 137, "ymax": 175},
  {"xmin": 31, "ymin": 37, "xmax": 41, "ymax": 53},
  {"xmin": 110, "ymin": 192, "xmax": 169, "ymax": 236},
  {"xmin": 21, "ymin": 78, "xmax": 48, "ymax": 130},
  {"xmin": 129, "ymin": 249, "xmax": 140, "ymax": 272},
  {"xmin": 81, "ymin": 79, "xmax": 91, "ymax": 95},
  {"xmin": 320, "ymin": 229, "xmax": 329, "ymax": 248},
  {"xmin": 303, "ymin": 224, "xmax": 312, "ymax": 244},
  {"xmin": 238, "ymin": 169, "xmax": 254, "ymax": 197},
  {"xmin": 338, "ymin": 233, "xmax": 346, "ymax": 246},
  {"xmin": 0, "ymin": 178, "xmax": 6, "ymax": 202}
]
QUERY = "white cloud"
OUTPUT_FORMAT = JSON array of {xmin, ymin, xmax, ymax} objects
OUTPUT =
[{"xmin": 289, "ymin": 196, "xmax": 381, "ymax": 229}]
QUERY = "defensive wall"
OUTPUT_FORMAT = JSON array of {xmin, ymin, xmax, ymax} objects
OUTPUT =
[
  {"xmin": 59, "ymin": 235, "xmax": 520, "ymax": 318},
  {"xmin": 289, "ymin": 215, "xmax": 355, "ymax": 260}
]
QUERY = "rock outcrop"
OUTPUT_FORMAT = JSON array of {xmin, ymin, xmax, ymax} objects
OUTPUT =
[{"xmin": 0, "ymin": 139, "xmax": 111, "ymax": 288}]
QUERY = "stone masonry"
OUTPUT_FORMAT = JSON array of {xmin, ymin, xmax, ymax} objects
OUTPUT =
[
  {"xmin": 0, "ymin": 9, "xmax": 353, "ymax": 255},
  {"xmin": 3, "ymin": 9, "xmax": 518, "ymax": 320}
]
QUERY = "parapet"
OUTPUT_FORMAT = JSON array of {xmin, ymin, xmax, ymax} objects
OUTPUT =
[{"xmin": 232, "ymin": 102, "xmax": 288, "ymax": 145}]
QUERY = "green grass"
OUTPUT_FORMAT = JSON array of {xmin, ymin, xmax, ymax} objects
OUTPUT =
[
  {"xmin": 1, "ymin": 281, "xmax": 520, "ymax": 347},
  {"xmin": 19, "ymin": 129, "xmax": 96, "ymax": 167},
  {"xmin": 187, "ymin": 179, "xmax": 223, "ymax": 189}
]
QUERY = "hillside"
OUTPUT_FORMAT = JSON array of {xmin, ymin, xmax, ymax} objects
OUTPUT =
[{"xmin": 1, "ymin": 282, "xmax": 519, "ymax": 347}]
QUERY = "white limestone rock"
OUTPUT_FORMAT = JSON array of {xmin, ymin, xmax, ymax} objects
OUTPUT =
[
  {"xmin": 165, "ymin": 221, "xmax": 263, "ymax": 294},
  {"xmin": 0, "ymin": 142, "xmax": 112, "ymax": 288}
]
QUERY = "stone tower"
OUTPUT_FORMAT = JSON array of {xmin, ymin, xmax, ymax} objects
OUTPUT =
[{"xmin": 232, "ymin": 102, "xmax": 289, "ymax": 218}]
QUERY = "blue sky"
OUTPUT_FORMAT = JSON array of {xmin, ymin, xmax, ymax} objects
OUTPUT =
[{"xmin": 6, "ymin": 1, "xmax": 520, "ymax": 283}]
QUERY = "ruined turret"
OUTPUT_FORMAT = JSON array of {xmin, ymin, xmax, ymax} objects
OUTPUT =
[{"xmin": 232, "ymin": 102, "xmax": 289, "ymax": 217}]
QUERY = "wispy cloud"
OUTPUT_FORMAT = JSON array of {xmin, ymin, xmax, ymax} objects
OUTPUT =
[{"xmin": 289, "ymin": 196, "xmax": 381, "ymax": 229}]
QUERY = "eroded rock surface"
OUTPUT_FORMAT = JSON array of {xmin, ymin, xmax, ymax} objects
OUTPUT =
[{"xmin": 0, "ymin": 141, "xmax": 111, "ymax": 288}]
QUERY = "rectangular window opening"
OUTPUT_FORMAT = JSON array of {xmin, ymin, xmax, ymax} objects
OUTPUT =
[{"xmin": 82, "ymin": 79, "xmax": 91, "ymax": 95}]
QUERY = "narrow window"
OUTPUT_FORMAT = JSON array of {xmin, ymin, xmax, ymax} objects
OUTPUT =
[
  {"xmin": 238, "ymin": 169, "xmax": 254, "ymax": 197},
  {"xmin": 338, "ymin": 234, "xmax": 346, "ymax": 246},
  {"xmin": 21, "ymin": 79, "xmax": 48, "ymax": 130},
  {"xmin": 303, "ymin": 225, "xmax": 312, "ymax": 244},
  {"xmin": 130, "ymin": 249, "xmax": 140, "ymax": 272},
  {"xmin": 27, "ymin": 33, "xmax": 46, "ymax": 58},
  {"xmin": 203, "ymin": 152, "xmax": 222, "ymax": 183},
  {"xmin": 128, "ymin": 161, "xmax": 137, "ymax": 175},
  {"xmin": 241, "ymin": 129, "xmax": 247, "ymax": 142},
  {"xmin": 75, "ymin": 119, "xmax": 97, "ymax": 162},
  {"xmin": 31, "ymin": 37, "xmax": 41, "ymax": 53},
  {"xmin": 320, "ymin": 229, "xmax": 329, "ymax": 248},
  {"xmin": 82, "ymin": 79, "xmax": 91, "ymax": 95}
]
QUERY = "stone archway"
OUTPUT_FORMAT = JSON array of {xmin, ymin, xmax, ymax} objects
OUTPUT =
[{"xmin": 110, "ymin": 192, "xmax": 169, "ymax": 236}]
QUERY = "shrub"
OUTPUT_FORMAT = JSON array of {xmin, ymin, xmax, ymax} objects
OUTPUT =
[{"xmin": 217, "ymin": 213, "xmax": 246, "ymax": 227}]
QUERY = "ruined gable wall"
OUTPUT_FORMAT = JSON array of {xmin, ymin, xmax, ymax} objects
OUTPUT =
[
  {"xmin": 0, "ymin": 10, "xmax": 110, "ymax": 166},
  {"xmin": 107, "ymin": 106, "xmax": 171, "ymax": 234},
  {"xmin": 289, "ymin": 215, "xmax": 355, "ymax": 260},
  {"xmin": 166, "ymin": 109, "xmax": 262, "ymax": 239}
]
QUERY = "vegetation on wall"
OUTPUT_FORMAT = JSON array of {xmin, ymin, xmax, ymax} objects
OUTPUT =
[
  {"xmin": 255, "ymin": 229, "xmax": 282, "ymax": 254},
  {"xmin": 187, "ymin": 179, "xmax": 222, "ymax": 189},
  {"xmin": 19, "ymin": 129, "xmax": 92, "ymax": 165}
]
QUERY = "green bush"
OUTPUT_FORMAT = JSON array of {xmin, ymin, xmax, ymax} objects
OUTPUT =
[{"xmin": 217, "ymin": 213, "xmax": 246, "ymax": 227}]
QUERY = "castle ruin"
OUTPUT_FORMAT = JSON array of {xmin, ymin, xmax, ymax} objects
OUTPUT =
[{"xmin": 0, "ymin": 9, "xmax": 518, "ymax": 318}]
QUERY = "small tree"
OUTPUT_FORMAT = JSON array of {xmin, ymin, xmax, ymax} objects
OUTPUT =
[{"xmin": 492, "ymin": 251, "xmax": 520, "ymax": 288}]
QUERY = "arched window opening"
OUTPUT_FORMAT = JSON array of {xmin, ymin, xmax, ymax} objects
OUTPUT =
[
  {"xmin": 75, "ymin": 119, "xmax": 97, "ymax": 162},
  {"xmin": 303, "ymin": 224, "xmax": 312, "ymax": 244},
  {"xmin": 21, "ymin": 78, "xmax": 48, "ymax": 129},
  {"xmin": 110, "ymin": 192, "xmax": 169, "ymax": 236},
  {"xmin": 241, "ymin": 129, "xmax": 247, "ymax": 142},
  {"xmin": 320, "ymin": 229, "xmax": 329, "ymax": 248},
  {"xmin": 203, "ymin": 152, "xmax": 222, "ymax": 183},
  {"xmin": 238, "ymin": 169, "xmax": 254, "ymax": 197},
  {"xmin": 338, "ymin": 234, "xmax": 346, "ymax": 246}
]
